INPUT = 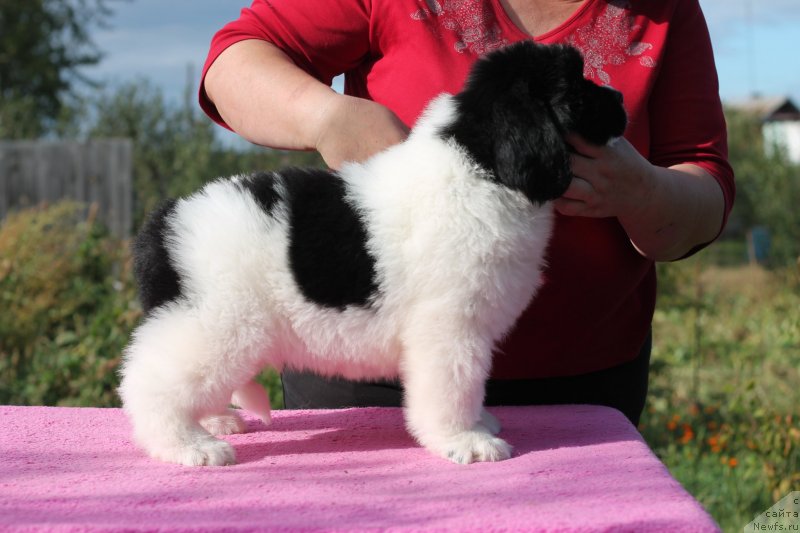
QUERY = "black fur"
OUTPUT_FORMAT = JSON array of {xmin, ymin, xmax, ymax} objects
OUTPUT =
[
  {"xmin": 132, "ymin": 199, "xmax": 182, "ymax": 314},
  {"xmin": 282, "ymin": 167, "xmax": 379, "ymax": 310},
  {"xmin": 441, "ymin": 41, "xmax": 627, "ymax": 205},
  {"xmin": 236, "ymin": 171, "xmax": 280, "ymax": 215}
]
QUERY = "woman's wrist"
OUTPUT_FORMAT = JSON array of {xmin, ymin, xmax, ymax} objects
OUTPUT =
[
  {"xmin": 618, "ymin": 164, "xmax": 725, "ymax": 261},
  {"xmin": 313, "ymin": 94, "xmax": 410, "ymax": 169}
]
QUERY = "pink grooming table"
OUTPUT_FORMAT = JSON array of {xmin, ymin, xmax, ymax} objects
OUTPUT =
[{"xmin": 0, "ymin": 405, "xmax": 718, "ymax": 532}]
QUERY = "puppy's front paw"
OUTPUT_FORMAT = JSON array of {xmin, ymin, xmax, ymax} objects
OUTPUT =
[
  {"xmin": 149, "ymin": 437, "xmax": 237, "ymax": 467},
  {"xmin": 443, "ymin": 430, "xmax": 512, "ymax": 464},
  {"xmin": 200, "ymin": 410, "xmax": 247, "ymax": 435}
]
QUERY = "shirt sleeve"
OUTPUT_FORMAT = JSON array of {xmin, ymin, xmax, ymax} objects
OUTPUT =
[
  {"xmin": 647, "ymin": 0, "xmax": 735, "ymax": 250},
  {"xmin": 199, "ymin": 0, "xmax": 372, "ymax": 128}
]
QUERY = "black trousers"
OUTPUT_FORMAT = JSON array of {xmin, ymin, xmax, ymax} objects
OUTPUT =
[{"xmin": 282, "ymin": 331, "xmax": 651, "ymax": 426}]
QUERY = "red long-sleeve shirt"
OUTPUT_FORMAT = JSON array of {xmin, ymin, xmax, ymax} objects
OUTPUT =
[{"xmin": 200, "ymin": 0, "xmax": 735, "ymax": 379}]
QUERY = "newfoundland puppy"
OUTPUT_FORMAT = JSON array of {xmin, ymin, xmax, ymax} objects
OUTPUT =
[{"xmin": 119, "ymin": 41, "xmax": 627, "ymax": 466}]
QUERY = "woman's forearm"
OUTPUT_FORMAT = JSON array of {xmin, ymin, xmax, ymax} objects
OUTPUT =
[
  {"xmin": 204, "ymin": 39, "xmax": 336, "ymax": 151},
  {"xmin": 203, "ymin": 39, "xmax": 409, "ymax": 168},
  {"xmin": 617, "ymin": 163, "xmax": 726, "ymax": 261}
]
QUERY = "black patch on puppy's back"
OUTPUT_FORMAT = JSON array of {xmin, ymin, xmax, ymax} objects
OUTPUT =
[
  {"xmin": 132, "ymin": 199, "xmax": 182, "ymax": 314},
  {"xmin": 282, "ymin": 167, "xmax": 378, "ymax": 309},
  {"xmin": 237, "ymin": 171, "xmax": 280, "ymax": 215}
]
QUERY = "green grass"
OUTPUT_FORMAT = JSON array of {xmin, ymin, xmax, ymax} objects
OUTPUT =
[{"xmin": 642, "ymin": 260, "xmax": 800, "ymax": 532}]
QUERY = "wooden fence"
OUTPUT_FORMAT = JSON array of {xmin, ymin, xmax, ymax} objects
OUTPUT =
[{"xmin": 0, "ymin": 139, "xmax": 133, "ymax": 238}]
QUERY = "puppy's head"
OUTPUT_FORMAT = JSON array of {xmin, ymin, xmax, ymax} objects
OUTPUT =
[{"xmin": 441, "ymin": 41, "xmax": 627, "ymax": 204}]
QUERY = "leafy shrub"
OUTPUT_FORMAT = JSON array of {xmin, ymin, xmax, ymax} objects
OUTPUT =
[
  {"xmin": 0, "ymin": 200, "xmax": 285, "ymax": 408},
  {"xmin": 0, "ymin": 201, "xmax": 140, "ymax": 406},
  {"xmin": 724, "ymin": 107, "xmax": 800, "ymax": 266}
]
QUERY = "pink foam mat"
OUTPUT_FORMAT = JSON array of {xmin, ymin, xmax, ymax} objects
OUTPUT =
[{"xmin": 0, "ymin": 405, "xmax": 719, "ymax": 532}]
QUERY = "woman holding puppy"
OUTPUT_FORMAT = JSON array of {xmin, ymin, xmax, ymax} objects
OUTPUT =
[{"xmin": 199, "ymin": 0, "xmax": 734, "ymax": 425}]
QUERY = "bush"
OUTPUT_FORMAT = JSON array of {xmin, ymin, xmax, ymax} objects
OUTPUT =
[
  {"xmin": 0, "ymin": 200, "xmax": 285, "ymax": 408},
  {"xmin": 724, "ymin": 108, "xmax": 800, "ymax": 266},
  {"xmin": 0, "ymin": 201, "xmax": 140, "ymax": 406}
]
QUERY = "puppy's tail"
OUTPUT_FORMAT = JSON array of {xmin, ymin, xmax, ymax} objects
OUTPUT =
[
  {"xmin": 231, "ymin": 379, "xmax": 272, "ymax": 425},
  {"xmin": 132, "ymin": 199, "xmax": 183, "ymax": 314}
]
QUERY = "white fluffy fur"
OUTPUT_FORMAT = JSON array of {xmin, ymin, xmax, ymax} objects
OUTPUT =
[{"xmin": 119, "ymin": 95, "xmax": 555, "ymax": 466}]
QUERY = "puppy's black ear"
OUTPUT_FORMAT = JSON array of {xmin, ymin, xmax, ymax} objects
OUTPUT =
[
  {"xmin": 492, "ymin": 99, "xmax": 572, "ymax": 204},
  {"xmin": 441, "ymin": 41, "xmax": 577, "ymax": 204}
]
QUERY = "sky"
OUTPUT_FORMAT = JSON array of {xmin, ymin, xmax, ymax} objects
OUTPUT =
[{"xmin": 84, "ymin": 0, "xmax": 800, "ymax": 134}]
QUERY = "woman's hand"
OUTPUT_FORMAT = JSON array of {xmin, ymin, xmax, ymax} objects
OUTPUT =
[
  {"xmin": 554, "ymin": 134, "xmax": 726, "ymax": 261},
  {"xmin": 315, "ymin": 94, "xmax": 410, "ymax": 169},
  {"xmin": 553, "ymin": 134, "xmax": 655, "ymax": 221}
]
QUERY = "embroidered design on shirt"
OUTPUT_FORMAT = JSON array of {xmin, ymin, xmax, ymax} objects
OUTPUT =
[
  {"xmin": 566, "ymin": 0, "xmax": 657, "ymax": 85},
  {"xmin": 411, "ymin": 0, "xmax": 509, "ymax": 55}
]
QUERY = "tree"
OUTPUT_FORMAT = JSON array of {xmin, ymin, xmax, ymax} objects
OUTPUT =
[
  {"xmin": 0, "ymin": 0, "xmax": 115, "ymax": 138},
  {"xmin": 724, "ymin": 107, "xmax": 800, "ymax": 265},
  {"xmin": 86, "ymin": 77, "xmax": 217, "ymax": 224},
  {"xmin": 85, "ymin": 74, "xmax": 325, "ymax": 228}
]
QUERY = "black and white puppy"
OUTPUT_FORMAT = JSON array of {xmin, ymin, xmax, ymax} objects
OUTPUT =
[{"xmin": 119, "ymin": 41, "xmax": 627, "ymax": 466}]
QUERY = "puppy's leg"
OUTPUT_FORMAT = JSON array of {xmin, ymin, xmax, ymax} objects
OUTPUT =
[
  {"xmin": 200, "ymin": 409, "xmax": 247, "ymax": 436},
  {"xmin": 199, "ymin": 379, "xmax": 272, "ymax": 435},
  {"xmin": 231, "ymin": 379, "xmax": 272, "ymax": 426},
  {"xmin": 119, "ymin": 306, "xmax": 257, "ymax": 466},
  {"xmin": 401, "ymin": 325, "xmax": 511, "ymax": 464}
]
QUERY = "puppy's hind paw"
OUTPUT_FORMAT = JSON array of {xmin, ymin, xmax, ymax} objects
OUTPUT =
[
  {"xmin": 200, "ymin": 410, "xmax": 248, "ymax": 435},
  {"xmin": 444, "ymin": 431, "xmax": 513, "ymax": 464},
  {"xmin": 151, "ymin": 437, "xmax": 237, "ymax": 467}
]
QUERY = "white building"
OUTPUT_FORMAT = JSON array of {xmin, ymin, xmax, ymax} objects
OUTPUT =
[{"xmin": 732, "ymin": 96, "xmax": 800, "ymax": 164}]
